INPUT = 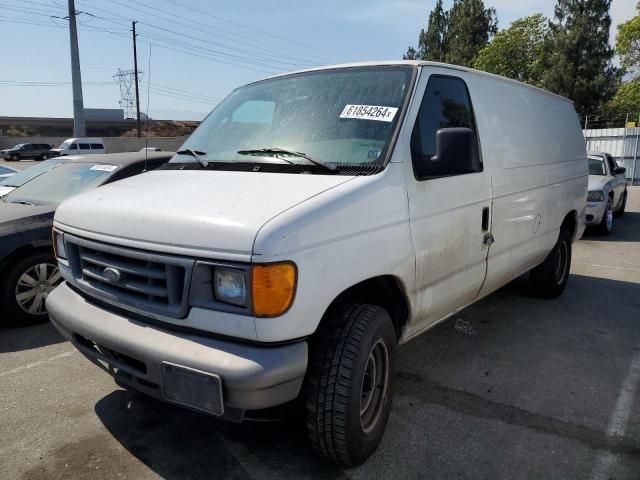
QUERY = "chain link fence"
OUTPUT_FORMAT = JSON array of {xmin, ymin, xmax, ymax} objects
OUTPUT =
[{"xmin": 583, "ymin": 112, "xmax": 640, "ymax": 185}]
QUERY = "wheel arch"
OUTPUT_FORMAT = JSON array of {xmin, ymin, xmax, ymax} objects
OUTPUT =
[
  {"xmin": 0, "ymin": 243, "xmax": 53, "ymax": 279},
  {"xmin": 561, "ymin": 210, "xmax": 578, "ymax": 242},
  {"xmin": 315, "ymin": 275, "xmax": 410, "ymax": 341}
]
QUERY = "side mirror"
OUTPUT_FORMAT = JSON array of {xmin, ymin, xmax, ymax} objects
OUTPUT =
[
  {"xmin": 614, "ymin": 166, "xmax": 626, "ymax": 175},
  {"xmin": 416, "ymin": 127, "xmax": 480, "ymax": 179}
]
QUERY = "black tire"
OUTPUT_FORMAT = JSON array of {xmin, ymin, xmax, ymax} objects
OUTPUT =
[
  {"xmin": 40, "ymin": 153, "xmax": 48, "ymax": 160},
  {"xmin": 10, "ymin": 154, "xmax": 19, "ymax": 162},
  {"xmin": 595, "ymin": 197, "xmax": 613, "ymax": 235},
  {"xmin": 0, "ymin": 251, "xmax": 62, "ymax": 327},
  {"xmin": 614, "ymin": 190, "xmax": 627, "ymax": 218},
  {"xmin": 530, "ymin": 228, "xmax": 572, "ymax": 299},
  {"xmin": 305, "ymin": 304, "xmax": 396, "ymax": 467}
]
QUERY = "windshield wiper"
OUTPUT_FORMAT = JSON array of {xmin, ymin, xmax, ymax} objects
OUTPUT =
[
  {"xmin": 237, "ymin": 148, "xmax": 338, "ymax": 172},
  {"xmin": 176, "ymin": 149, "xmax": 208, "ymax": 168},
  {"xmin": 10, "ymin": 200, "xmax": 37, "ymax": 206}
]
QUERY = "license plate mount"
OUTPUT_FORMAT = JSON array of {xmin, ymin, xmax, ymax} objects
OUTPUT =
[{"xmin": 160, "ymin": 362, "xmax": 224, "ymax": 416}]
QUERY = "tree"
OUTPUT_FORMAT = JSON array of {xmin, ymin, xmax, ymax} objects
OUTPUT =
[
  {"xmin": 541, "ymin": 0, "xmax": 619, "ymax": 116},
  {"xmin": 403, "ymin": 0, "xmax": 495, "ymax": 67},
  {"xmin": 474, "ymin": 14, "xmax": 548, "ymax": 85},
  {"xmin": 615, "ymin": 2, "xmax": 640, "ymax": 72},
  {"xmin": 404, "ymin": 0, "xmax": 448, "ymax": 61},
  {"xmin": 445, "ymin": 0, "xmax": 498, "ymax": 67},
  {"xmin": 608, "ymin": 78, "xmax": 640, "ymax": 113}
]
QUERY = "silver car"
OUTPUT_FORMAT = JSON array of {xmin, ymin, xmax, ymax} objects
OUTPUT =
[{"xmin": 585, "ymin": 151, "xmax": 628, "ymax": 234}]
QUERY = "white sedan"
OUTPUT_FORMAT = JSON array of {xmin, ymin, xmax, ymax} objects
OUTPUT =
[{"xmin": 585, "ymin": 151, "xmax": 628, "ymax": 234}]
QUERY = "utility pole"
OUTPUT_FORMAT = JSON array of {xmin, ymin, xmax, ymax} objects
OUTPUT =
[
  {"xmin": 68, "ymin": 0, "xmax": 85, "ymax": 137},
  {"xmin": 132, "ymin": 21, "xmax": 141, "ymax": 138}
]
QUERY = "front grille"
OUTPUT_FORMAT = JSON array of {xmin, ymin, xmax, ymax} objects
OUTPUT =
[{"xmin": 65, "ymin": 235, "xmax": 195, "ymax": 318}]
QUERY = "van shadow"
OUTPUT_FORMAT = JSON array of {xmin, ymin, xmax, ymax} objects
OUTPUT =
[
  {"xmin": 0, "ymin": 321, "xmax": 66, "ymax": 353},
  {"xmin": 94, "ymin": 391, "xmax": 343, "ymax": 479},
  {"xmin": 93, "ymin": 274, "xmax": 640, "ymax": 479},
  {"xmin": 582, "ymin": 211, "xmax": 640, "ymax": 242}
]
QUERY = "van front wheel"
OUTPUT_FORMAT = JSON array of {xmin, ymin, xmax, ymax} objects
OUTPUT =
[
  {"xmin": 530, "ymin": 228, "xmax": 572, "ymax": 299},
  {"xmin": 305, "ymin": 304, "xmax": 396, "ymax": 467}
]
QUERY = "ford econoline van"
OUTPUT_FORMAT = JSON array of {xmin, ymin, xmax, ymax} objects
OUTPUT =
[
  {"xmin": 50, "ymin": 138, "xmax": 105, "ymax": 156},
  {"xmin": 47, "ymin": 61, "xmax": 587, "ymax": 466}
]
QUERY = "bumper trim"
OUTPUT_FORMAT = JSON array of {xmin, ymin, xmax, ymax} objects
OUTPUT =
[{"xmin": 47, "ymin": 282, "xmax": 308, "ymax": 413}]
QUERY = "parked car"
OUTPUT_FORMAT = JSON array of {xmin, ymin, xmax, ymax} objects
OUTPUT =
[
  {"xmin": 49, "ymin": 138, "xmax": 105, "ymax": 157},
  {"xmin": 0, "ymin": 158, "xmax": 71, "ymax": 197},
  {"xmin": 0, "ymin": 151, "xmax": 173, "ymax": 327},
  {"xmin": 0, "ymin": 165, "xmax": 18, "ymax": 181},
  {"xmin": 585, "ymin": 150, "xmax": 628, "ymax": 234},
  {"xmin": 47, "ymin": 61, "xmax": 587, "ymax": 466},
  {"xmin": 2, "ymin": 143, "xmax": 53, "ymax": 161}
]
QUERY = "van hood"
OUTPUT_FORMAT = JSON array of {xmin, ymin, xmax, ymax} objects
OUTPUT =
[{"xmin": 54, "ymin": 170, "xmax": 354, "ymax": 257}]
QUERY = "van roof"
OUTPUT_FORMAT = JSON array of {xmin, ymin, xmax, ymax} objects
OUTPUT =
[
  {"xmin": 256, "ymin": 60, "xmax": 574, "ymax": 105},
  {"xmin": 62, "ymin": 138, "xmax": 104, "ymax": 142}
]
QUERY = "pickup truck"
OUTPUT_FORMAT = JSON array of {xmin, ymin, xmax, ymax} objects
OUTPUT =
[{"xmin": 47, "ymin": 61, "xmax": 587, "ymax": 466}]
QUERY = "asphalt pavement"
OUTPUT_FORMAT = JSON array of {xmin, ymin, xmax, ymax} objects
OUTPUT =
[
  {"xmin": 1, "ymin": 158, "xmax": 40, "ymax": 171},
  {"xmin": 1, "ymin": 188, "xmax": 639, "ymax": 479}
]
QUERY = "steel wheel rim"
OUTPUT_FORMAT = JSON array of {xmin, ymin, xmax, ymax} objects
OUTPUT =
[
  {"xmin": 360, "ymin": 338, "xmax": 390, "ymax": 434},
  {"xmin": 15, "ymin": 262, "xmax": 61, "ymax": 315},
  {"xmin": 606, "ymin": 200, "xmax": 613, "ymax": 231},
  {"xmin": 555, "ymin": 240, "xmax": 569, "ymax": 285}
]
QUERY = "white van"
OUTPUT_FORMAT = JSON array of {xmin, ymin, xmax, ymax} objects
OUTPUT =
[
  {"xmin": 50, "ymin": 138, "xmax": 105, "ymax": 156},
  {"xmin": 47, "ymin": 61, "xmax": 587, "ymax": 466}
]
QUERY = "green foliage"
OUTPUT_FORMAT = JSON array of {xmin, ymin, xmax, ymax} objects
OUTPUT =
[
  {"xmin": 445, "ymin": 0, "xmax": 498, "ymax": 67},
  {"xmin": 608, "ymin": 77, "xmax": 640, "ymax": 113},
  {"xmin": 540, "ymin": 0, "xmax": 619, "ymax": 115},
  {"xmin": 404, "ymin": 0, "xmax": 496, "ymax": 67},
  {"xmin": 474, "ymin": 14, "xmax": 547, "ymax": 85},
  {"xmin": 615, "ymin": 2, "xmax": 640, "ymax": 72},
  {"xmin": 404, "ymin": 0, "xmax": 447, "ymax": 61}
]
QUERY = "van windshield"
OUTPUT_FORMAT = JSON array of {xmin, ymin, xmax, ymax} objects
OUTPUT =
[{"xmin": 172, "ymin": 66, "xmax": 414, "ymax": 171}]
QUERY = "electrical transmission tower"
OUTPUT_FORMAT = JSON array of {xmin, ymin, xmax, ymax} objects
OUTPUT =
[{"xmin": 113, "ymin": 69, "xmax": 143, "ymax": 119}]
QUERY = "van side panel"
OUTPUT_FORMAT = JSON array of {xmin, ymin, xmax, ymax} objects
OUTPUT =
[{"xmin": 472, "ymin": 75, "xmax": 587, "ymax": 296}]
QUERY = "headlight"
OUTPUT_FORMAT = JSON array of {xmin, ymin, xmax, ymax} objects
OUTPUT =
[
  {"xmin": 213, "ymin": 267, "xmax": 247, "ymax": 307},
  {"xmin": 587, "ymin": 191, "xmax": 604, "ymax": 202},
  {"xmin": 52, "ymin": 229, "xmax": 67, "ymax": 260}
]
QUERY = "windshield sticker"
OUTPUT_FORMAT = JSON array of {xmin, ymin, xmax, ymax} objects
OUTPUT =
[
  {"xmin": 90, "ymin": 164, "xmax": 117, "ymax": 172},
  {"xmin": 340, "ymin": 105, "xmax": 398, "ymax": 122}
]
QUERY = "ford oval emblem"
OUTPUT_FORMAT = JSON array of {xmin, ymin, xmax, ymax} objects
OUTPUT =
[{"xmin": 103, "ymin": 267, "xmax": 122, "ymax": 283}]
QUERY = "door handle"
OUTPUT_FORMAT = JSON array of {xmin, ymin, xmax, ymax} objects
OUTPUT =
[{"xmin": 481, "ymin": 206, "xmax": 490, "ymax": 232}]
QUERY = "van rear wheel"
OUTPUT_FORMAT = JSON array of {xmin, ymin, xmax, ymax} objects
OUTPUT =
[
  {"xmin": 305, "ymin": 304, "xmax": 396, "ymax": 467},
  {"xmin": 530, "ymin": 229, "xmax": 572, "ymax": 299}
]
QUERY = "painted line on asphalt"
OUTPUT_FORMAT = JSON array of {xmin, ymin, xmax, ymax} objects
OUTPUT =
[
  {"xmin": 0, "ymin": 350, "xmax": 76, "ymax": 378},
  {"xmin": 578, "ymin": 263, "xmax": 640, "ymax": 273},
  {"xmin": 590, "ymin": 345, "xmax": 640, "ymax": 480}
]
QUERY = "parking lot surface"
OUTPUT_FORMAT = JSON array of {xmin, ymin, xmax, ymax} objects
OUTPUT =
[
  {"xmin": 1, "ymin": 158, "xmax": 39, "ymax": 172},
  {"xmin": 1, "ymin": 189, "xmax": 639, "ymax": 479}
]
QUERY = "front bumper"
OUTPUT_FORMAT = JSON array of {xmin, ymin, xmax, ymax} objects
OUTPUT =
[
  {"xmin": 585, "ymin": 202, "xmax": 606, "ymax": 225},
  {"xmin": 47, "ymin": 282, "xmax": 308, "ymax": 419}
]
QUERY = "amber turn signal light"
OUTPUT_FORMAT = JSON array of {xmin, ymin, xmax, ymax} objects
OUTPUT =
[{"xmin": 251, "ymin": 263, "xmax": 296, "ymax": 317}]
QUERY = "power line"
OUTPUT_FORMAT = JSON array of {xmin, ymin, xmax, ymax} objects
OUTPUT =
[
  {"xmin": 114, "ymin": 0, "xmax": 332, "ymax": 65},
  {"xmin": 79, "ymin": 0, "xmax": 329, "ymax": 67},
  {"xmin": 159, "ymin": 0, "xmax": 352, "ymax": 62}
]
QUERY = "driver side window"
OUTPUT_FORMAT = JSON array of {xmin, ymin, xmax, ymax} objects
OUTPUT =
[{"xmin": 411, "ymin": 75, "xmax": 480, "ymax": 179}]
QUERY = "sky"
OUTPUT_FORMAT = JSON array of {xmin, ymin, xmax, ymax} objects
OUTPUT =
[{"xmin": 0, "ymin": 0, "xmax": 636, "ymax": 121}]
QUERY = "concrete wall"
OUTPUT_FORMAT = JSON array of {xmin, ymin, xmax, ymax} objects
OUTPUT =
[{"xmin": 0, "ymin": 136, "xmax": 187, "ymax": 153}]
